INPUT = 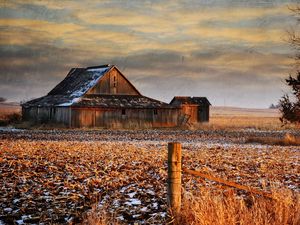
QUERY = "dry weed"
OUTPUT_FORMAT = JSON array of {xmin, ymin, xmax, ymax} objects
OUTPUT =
[
  {"xmin": 202, "ymin": 116, "xmax": 298, "ymax": 130},
  {"xmin": 246, "ymin": 133, "xmax": 300, "ymax": 146},
  {"xmin": 82, "ymin": 206, "xmax": 119, "ymax": 225},
  {"xmin": 175, "ymin": 188, "xmax": 300, "ymax": 225}
]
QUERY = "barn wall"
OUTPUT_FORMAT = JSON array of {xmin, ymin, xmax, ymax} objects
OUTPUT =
[
  {"xmin": 87, "ymin": 68, "xmax": 139, "ymax": 95},
  {"xmin": 22, "ymin": 106, "xmax": 71, "ymax": 126},
  {"xmin": 22, "ymin": 107, "xmax": 38, "ymax": 121},
  {"xmin": 70, "ymin": 107, "xmax": 180, "ymax": 128},
  {"xmin": 53, "ymin": 107, "xmax": 71, "ymax": 125}
]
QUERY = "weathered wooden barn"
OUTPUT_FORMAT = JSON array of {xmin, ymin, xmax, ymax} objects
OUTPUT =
[{"xmin": 22, "ymin": 64, "xmax": 210, "ymax": 128}]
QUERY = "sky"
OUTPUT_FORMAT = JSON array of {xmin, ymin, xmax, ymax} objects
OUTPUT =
[{"xmin": 0, "ymin": 0, "xmax": 299, "ymax": 108}]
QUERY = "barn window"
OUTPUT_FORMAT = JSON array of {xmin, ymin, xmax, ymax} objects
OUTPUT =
[
  {"xmin": 122, "ymin": 109, "xmax": 126, "ymax": 115},
  {"xmin": 154, "ymin": 109, "xmax": 158, "ymax": 115}
]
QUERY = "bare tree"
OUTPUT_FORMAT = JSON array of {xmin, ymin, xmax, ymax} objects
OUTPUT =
[{"xmin": 279, "ymin": 6, "xmax": 300, "ymax": 124}]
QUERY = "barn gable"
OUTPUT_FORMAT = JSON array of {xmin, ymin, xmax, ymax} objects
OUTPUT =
[
  {"xmin": 86, "ymin": 66, "xmax": 140, "ymax": 95},
  {"xmin": 23, "ymin": 64, "xmax": 141, "ymax": 107}
]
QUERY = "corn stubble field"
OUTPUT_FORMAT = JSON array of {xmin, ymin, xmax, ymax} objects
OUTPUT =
[{"xmin": 0, "ymin": 106, "xmax": 299, "ymax": 225}]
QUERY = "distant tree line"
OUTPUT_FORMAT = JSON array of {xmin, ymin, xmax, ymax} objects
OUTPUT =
[{"xmin": 269, "ymin": 103, "xmax": 280, "ymax": 109}]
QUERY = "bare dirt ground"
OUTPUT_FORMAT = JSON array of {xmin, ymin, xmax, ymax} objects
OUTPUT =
[{"xmin": 0, "ymin": 107, "xmax": 299, "ymax": 224}]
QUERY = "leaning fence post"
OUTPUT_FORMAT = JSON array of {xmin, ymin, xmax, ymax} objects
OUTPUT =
[{"xmin": 167, "ymin": 142, "xmax": 182, "ymax": 214}]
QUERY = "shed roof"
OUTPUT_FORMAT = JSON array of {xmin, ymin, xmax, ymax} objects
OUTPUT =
[{"xmin": 170, "ymin": 96, "xmax": 211, "ymax": 106}]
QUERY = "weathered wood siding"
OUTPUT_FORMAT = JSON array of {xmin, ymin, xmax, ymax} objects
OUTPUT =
[
  {"xmin": 22, "ymin": 106, "xmax": 71, "ymax": 125},
  {"xmin": 87, "ymin": 68, "xmax": 139, "ymax": 95},
  {"xmin": 70, "ymin": 107, "xmax": 179, "ymax": 128},
  {"xmin": 53, "ymin": 107, "xmax": 71, "ymax": 125},
  {"xmin": 180, "ymin": 105, "xmax": 198, "ymax": 124},
  {"xmin": 22, "ymin": 107, "xmax": 38, "ymax": 121}
]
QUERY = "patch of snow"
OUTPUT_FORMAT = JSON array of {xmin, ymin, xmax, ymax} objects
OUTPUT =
[
  {"xmin": 58, "ymin": 97, "xmax": 81, "ymax": 106},
  {"xmin": 117, "ymin": 215, "xmax": 124, "ymax": 221},
  {"xmin": 4, "ymin": 208, "xmax": 12, "ymax": 213},
  {"xmin": 125, "ymin": 198, "xmax": 141, "ymax": 206},
  {"xmin": 127, "ymin": 192, "xmax": 136, "ymax": 198},
  {"xmin": 13, "ymin": 198, "xmax": 20, "ymax": 204},
  {"xmin": 140, "ymin": 206, "xmax": 148, "ymax": 212},
  {"xmin": 0, "ymin": 127, "xmax": 23, "ymax": 132},
  {"xmin": 86, "ymin": 67, "xmax": 109, "ymax": 72},
  {"xmin": 152, "ymin": 202, "xmax": 158, "ymax": 209},
  {"xmin": 57, "ymin": 67, "xmax": 110, "ymax": 106},
  {"xmin": 145, "ymin": 190, "xmax": 155, "ymax": 195},
  {"xmin": 15, "ymin": 220, "xmax": 24, "ymax": 225},
  {"xmin": 71, "ymin": 67, "xmax": 109, "ymax": 97}
]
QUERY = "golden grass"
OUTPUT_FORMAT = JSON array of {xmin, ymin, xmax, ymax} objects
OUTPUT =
[
  {"xmin": 0, "ymin": 104, "xmax": 20, "ymax": 119},
  {"xmin": 206, "ymin": 107, "xmax": 298, "ymax": 130},
  {"xmin": 174, "ymin": 188, "xmax": 300, "ymax": 225},
  {"xmin": 246, "ymin": 133, "xmax": 300, "ymax": 146},
  {"xmin": 82, "ymin": 206, "xmax": 119, "ymax": 225},
  {"xmin": 196, "ymin": 116, "xmax": 298, "ymax": 130}
]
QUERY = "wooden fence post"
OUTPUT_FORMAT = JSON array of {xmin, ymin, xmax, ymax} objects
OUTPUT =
[{"xmin": 167, "ymin": 142, "xmax": 182, "ymax": 214}]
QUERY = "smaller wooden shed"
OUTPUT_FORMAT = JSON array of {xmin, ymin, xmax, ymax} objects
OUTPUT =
[{"xmin": 170, "ymin": 96, "xmax": 211, "ymax": 122}]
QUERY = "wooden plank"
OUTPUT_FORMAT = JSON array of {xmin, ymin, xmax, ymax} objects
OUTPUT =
[{"xmin": 182, "ymin": 168, "xmax": 273, "ymax": 199}]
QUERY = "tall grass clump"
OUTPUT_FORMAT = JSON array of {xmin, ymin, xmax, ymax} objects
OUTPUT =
[
  {"xmin": 174, "ymin": 188, "xmax": 300, "ymax": 225},
  {"xmin": 82, "ymin": 206, "xmax": 119, "ymax": 225},
  {"xmin": 246, "ymin": 133, "xmax": 300, "ymax": 146},
  {"xmin": 0, "ymin": 112, "xmax": 22, "ymax": 126}
]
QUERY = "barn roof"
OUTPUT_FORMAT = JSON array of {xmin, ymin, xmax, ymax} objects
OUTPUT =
[
  {"xmin": 170, "ymin": 96, "xmax": 211, "ymax": 106},
  {"xmin": 73, "ymin": 95, "xmax": 176, "ymax": 109},
  {"xmin": 23, "ymin": 64, "xmax": 141, "ymax": 107},
  {"xmin": 48, "ymin": 65, "xmax": 112, "ymax": 97},
  {"xmin": 22, "ymin": 94, "xmax": 176, "ymax": 109}
]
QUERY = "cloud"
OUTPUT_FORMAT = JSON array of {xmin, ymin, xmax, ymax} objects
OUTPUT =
[{"xmin": 0, "ymin": 0, "xmax": 297, "ymax": 107}]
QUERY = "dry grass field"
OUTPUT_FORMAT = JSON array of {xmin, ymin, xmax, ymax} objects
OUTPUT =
[
  {"xmin": 0, "ymin": 106, "xmax": 299, "ymax": 224},
  {"xmin": 207, "ymin": 106, "xmax": 297, "ymax": 130},
  {"xmin": 0, "ymin": 103, "xmax": 20, "ymax": 118}
]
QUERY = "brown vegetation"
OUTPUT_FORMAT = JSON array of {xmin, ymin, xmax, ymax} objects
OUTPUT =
[
  {"xmin": 207, "ymin": 107, "xmax": 297, "ymax": 130},
  {"xmin": 0, "ymin": 103, "xmax": 21, "ymax": 126},
  {"xmin": 0, "ymin": 112, "xmax": 22, "ymax": 126},
  {"xmin": 175, "ymin": 188, "xmax": 300, "ymax": 225},
  {"xmin": 246, "ymin": 133, "xmax": 300, "ymax": 146}
]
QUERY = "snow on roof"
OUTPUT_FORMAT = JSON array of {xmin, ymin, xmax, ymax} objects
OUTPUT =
[{"xmin": 40, "ymin": 65, "xmax": 112, "ymax": 106}]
